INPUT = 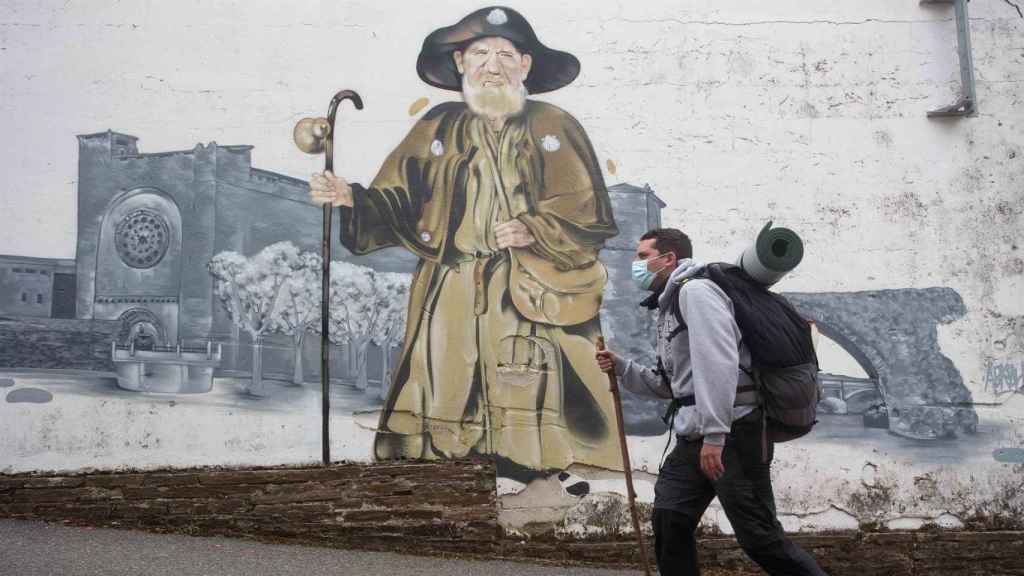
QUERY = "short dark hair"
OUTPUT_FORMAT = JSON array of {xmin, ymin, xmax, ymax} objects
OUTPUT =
[{"xmin": 640, "ymin": 228, "xmax": 693, "ymax": 260}]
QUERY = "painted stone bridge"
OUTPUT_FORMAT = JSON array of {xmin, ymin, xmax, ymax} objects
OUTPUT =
[{"xmin": 787, "ymin": 287, "xmax": 977, "ymax": 440}]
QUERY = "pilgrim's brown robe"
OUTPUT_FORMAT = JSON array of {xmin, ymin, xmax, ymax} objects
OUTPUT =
[{"xmin": 340, "ymin": 100, "xmax": 621, "ymax": 471}]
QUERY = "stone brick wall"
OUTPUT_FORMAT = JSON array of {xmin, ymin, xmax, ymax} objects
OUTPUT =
[
  {"xmin": 3, "ymin": 461, "xmax": 1023, "ymax": 575},
  {"xmin": 0, "ymin": 460, "xmax": 499, "ymax": 554},
  {"xmin": 496, "ymin": 531, "xmax": 1024, "ymax": 576},
  {"xmin": 0, "ymin": 317, "xmax": 121, "ymax": 372}
]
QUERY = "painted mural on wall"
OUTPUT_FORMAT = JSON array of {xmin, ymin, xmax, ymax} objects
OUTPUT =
[{"xmin": 2, "ymin": 5, "xmax": 1022, "ymax": 532}]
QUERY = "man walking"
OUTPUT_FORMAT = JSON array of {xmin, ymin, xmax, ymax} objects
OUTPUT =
[{"xmin": 595, "ymin": 228, "xmax": 826, "ymax": 575}]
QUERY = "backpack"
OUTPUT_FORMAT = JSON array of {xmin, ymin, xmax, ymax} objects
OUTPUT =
[{"xmin": 665, "ymin": 263, "xmax": 821, "ymax": 443}]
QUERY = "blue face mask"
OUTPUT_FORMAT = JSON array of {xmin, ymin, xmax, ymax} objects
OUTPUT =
[{"xmin": 631, "ymin": 254, "xmax": 667, "ymax": 291}]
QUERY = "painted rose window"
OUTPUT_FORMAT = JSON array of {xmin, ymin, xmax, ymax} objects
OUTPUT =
[{"xmin": 114, "ymin": 208, "xmax": 170, "ymax": 269}]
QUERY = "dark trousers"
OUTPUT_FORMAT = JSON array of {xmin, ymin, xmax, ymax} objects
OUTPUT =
[{"xmin": 652, "ymin": 410, "xmax": 826, "ymax": 575}]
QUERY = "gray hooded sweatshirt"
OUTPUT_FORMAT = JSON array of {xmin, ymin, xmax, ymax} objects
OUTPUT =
[{"xmin": 615, "ymin": 259, "xmax": 756, "ymax": 446}]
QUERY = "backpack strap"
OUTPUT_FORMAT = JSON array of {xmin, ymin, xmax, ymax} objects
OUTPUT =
[
  {"xmin": 666, "ymin": 277, "xmax": 693, "ymax": 342},
  {"xmin": 654, "ymin": 356, "xmax": 677, "ymax": 426},
  {"xmin": 660, "ymin": 367, "xmax": 758, "ymax": 426},
  {"xmin": 670, "ymin": 382, "xmax": 759, "ymax": 410},
  {"xmin": 654, "ymin": 356, "xmax": 679, "ymax": 472}
]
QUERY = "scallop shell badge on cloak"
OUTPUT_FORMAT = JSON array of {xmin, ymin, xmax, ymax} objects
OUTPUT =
[
  {"xmin": 430, "ymin": 139, "xmax": 445, "ymax": 156},
  {"xmin": 541, "ymin": 134, "xmax": 561, "ymax": 152}
]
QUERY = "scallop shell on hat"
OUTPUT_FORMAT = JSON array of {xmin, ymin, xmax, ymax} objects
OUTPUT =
[{"xmin": 487, "ymin": 8, "xmax": 509, "ymax": 25}]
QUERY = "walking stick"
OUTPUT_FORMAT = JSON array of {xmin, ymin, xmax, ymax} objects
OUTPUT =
[
  {"xmin": 293, "ymin": 90, "xmax": 364, "ymax": 465},
  {"xmin": 597, "ymin": 337, "xmax": 653, "ymax": 576}
]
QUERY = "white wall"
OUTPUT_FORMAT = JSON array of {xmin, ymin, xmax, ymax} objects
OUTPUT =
[{"xmin": 2, "ymin": 0, "xmax": 1022, "ymax": 534}]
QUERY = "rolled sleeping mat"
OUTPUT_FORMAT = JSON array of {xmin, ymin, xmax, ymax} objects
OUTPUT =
[{"xmin": 737, "ymin": 221, "xmax": 803, "ymax": 286}]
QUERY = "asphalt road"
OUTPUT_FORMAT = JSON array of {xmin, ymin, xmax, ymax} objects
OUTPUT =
[{"xmin": 0, "ymin": 519, "xmax": 646, "ymax": 576}]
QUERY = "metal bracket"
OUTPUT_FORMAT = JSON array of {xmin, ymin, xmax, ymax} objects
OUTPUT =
[{"xmin": 921, "ymin": 0, "xmax": 977, "ymax": 117}]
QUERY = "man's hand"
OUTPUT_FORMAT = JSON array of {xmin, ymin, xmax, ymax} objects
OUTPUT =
[
  {"xmin": 595, "ymin": 349, "xmax": 619, "ymax": 375},
  {"xmin": 310, "ymin": 170, "xmax": 353, "ymax": 207},
  {"xmin": 700, "ymin": 443, "xmax": 725, "ymax": 481},
  {"xmin": 495, "ymin": 219, "xmax": 536, "ymax": 249}
]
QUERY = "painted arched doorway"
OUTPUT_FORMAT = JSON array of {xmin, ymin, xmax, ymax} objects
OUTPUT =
[{"xmin": 93, "ymin": 188, "xmax": 182, "ymax": 344}]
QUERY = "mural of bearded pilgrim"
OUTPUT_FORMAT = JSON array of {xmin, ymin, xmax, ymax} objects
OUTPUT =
[{"xmin": 310, "ymin": 6, "xmax": 620, "ymax": 477}]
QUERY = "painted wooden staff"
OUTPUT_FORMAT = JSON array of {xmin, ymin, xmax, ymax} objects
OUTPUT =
[
  {"xmin": 293, "ymin": 89, "xmax": 364, "ymax": 465},
  {"xmin": 597, "ymin": 336, "xmax": 652, "ymax": 576}
]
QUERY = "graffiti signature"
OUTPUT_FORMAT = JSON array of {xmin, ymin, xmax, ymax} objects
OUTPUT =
[{"xmin": 983, "ymin": 359, "xmax": 1024, "ymax": 396}]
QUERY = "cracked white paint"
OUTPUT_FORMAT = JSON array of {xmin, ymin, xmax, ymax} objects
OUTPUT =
[
  {"xmin": 886, "ymin": 514, "xmax": 965, "ymax": 531},
  {"xmin": 934, "ymin": 513, "xmax": 966, "ymax": 529},
  {"xmin": 861, "ymin": 462, "xmax": 879, "ymax": 487},
  {"xmin": 779, "ymin": 507, "xmax": 860, "ymax": 533},
  {"xmin": 497, "ymin": 476, "xmax": 528, "ymax": 496},
  {"xmin": 499, "ymin": 474, "xmax": 582, "ymax": 535},
  {"xmin": 582, "ymin": 476, "xmax": 656, "ymax": 504}
]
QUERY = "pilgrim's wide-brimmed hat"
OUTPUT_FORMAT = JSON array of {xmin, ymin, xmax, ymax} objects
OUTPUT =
[{"xmin": 416, "ymin": 6, "xmax": 580, "ymax": 94}]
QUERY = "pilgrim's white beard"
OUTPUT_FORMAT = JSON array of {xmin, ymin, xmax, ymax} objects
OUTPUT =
[{"xmin": 461, "ymin": 75, "xmax": 527, "ymax": 119}]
